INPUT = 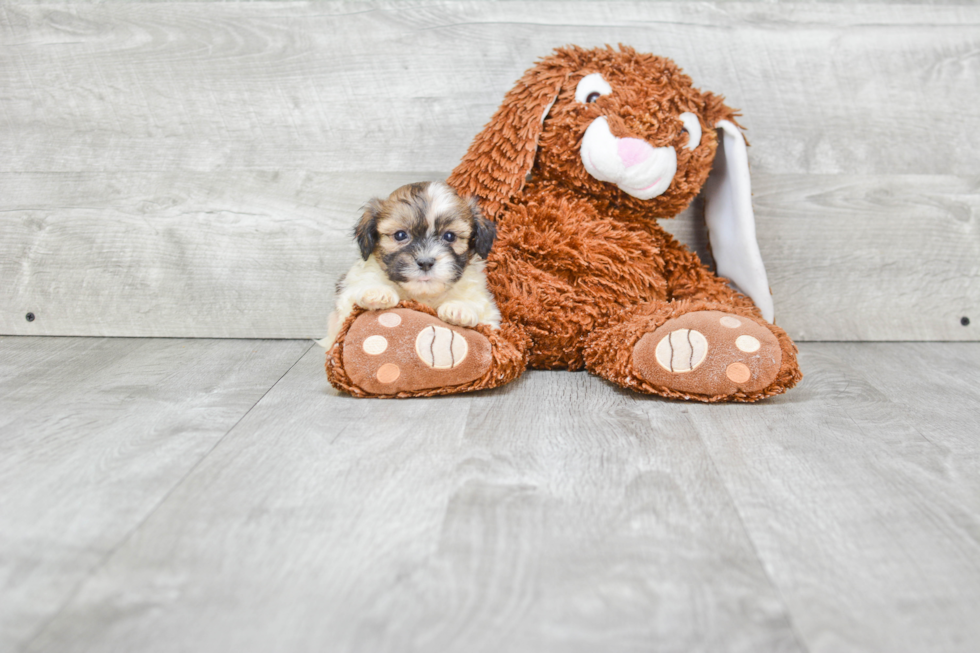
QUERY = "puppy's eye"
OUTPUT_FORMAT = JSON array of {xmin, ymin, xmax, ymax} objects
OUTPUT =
[
  {"xmin": 575, "ymin": 73, "xmax": 612, "ymax": 104},
  {"xmin": 393, "ymin": 230, "xmax": 409, "ymax": 242},
  {"xmin": 442, "ymin": 232, "xmax": 457, "ymax": 243}
]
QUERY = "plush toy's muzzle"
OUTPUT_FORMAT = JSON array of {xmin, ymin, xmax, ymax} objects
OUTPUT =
[{"xmin": 581, "ymin": 116, "xmax": 678, "ymax": 200}]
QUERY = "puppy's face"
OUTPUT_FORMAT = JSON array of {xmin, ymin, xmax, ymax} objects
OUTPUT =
[{"xmin": 354, "ymin": 182, "xmax": 495, "ymax": 297}]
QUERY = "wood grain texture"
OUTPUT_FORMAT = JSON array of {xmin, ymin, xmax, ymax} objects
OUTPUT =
[
  {"xmin": 1, "ymin": 1, "xmax": 978, "ymax": 340},
  {"xmin": 22, "ymin": 345, "xmax": 804, "ymax": 653},
  {"xmin": 834, "ymin": 342, "xmax": 980, "ymax": 458},
  {"xmin": 745, "ymin": 175, "xmax": 980, "ymax": 341},
  {"xmin": 685, "ymin": 344, "xmax": 980, "ymax": 652},
  {"xmin": 0, "ymin": 170, "xmax": 434, "ymax": 338},
  {"xmin": 2, "ymin": 170, "xmax": 975, "ymax": 340},
  {"xmin": 0, "ymin": 335, "xmax": 310, "ymax": 653},
  {"xmin": 8, "ymin": 340, "xmax": 979, "ymax": 652},
  {"xmin": 2, "ymin": 2, "xmax": 978, "ymax": 175}
]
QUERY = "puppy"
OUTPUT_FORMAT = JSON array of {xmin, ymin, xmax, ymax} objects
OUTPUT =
[{"xmin": 319, "ymin": 181, "xmax": 500, "ymax": 348}]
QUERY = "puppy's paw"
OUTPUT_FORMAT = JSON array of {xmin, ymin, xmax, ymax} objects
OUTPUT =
[
  {"xmin": 437, "ymin": 301, "xmax": 480, "ymax": 328},
  {"xmin": 357, "ymin": 287, "xmax": 399, "ymax": 310}
]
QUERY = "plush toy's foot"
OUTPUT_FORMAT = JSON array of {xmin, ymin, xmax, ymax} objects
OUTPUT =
[
  {"xmin": 339, "ymin": 308, "xmax": 491, "ymax": 395},
  {"xmin": 583, "ymin": 301, "xmax": 801, "ymax": 402},
  {"xmin": 632, "ymin": 310, "xmax": 781, "ymax": 397},
  {"xmin": 326, "ymin": 303, "xmax": 530, "ymax": 397}
]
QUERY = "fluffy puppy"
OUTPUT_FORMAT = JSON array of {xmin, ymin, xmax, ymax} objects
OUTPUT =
[{"xmin": 320, "ymin": 181, "xmax": 500, "ymax": 348}]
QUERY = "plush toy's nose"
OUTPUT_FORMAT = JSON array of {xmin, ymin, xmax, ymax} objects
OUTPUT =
[
  {"xmin": 617, "ymin": 138, "xmax": 654, "ymax": 168},
  {"xmin": 604, "ymin": 114, "xmax": 657, "ymax": 168},
  {"xmin": 581, "ymin": 116, "xmax": 677, "ymax": 201}
]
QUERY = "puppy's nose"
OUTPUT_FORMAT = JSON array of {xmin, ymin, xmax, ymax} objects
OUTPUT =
[{"xmin": 417, "ymin": 257, "xmax": 436, "ymax": 271}]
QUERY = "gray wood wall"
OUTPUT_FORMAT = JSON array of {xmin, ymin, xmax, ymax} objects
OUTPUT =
[{"xmin": 2, "ymin": 1, "xmax": 977, "ymax": 340}]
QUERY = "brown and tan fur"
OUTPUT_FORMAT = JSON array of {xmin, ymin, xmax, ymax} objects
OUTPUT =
[
  {"xmin": 328, "ymin": 45, "xmax": 802, "ymax": 401},
  {"xmin": 321, "ymin": 182, "xmax": 499, "ymax": 348}
]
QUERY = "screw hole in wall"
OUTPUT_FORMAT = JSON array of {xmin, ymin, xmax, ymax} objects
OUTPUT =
[
  {"xmin": 962, "ymin": 316, "xmax": 971, "ymax": 327},
  {"xmin": 25, "ymin": 312, "xmax": 35, "ymax": 322}
]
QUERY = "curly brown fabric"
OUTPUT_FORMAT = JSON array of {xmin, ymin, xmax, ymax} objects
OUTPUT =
[
  {"xmin": 583, "ymin": 300, "xmax": 801, "ymax": 402},
  {"xmin": 328, "ymin": 45, "xmax": 802, "ymax": 402}
]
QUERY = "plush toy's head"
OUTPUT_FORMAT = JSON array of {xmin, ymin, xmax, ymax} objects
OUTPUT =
[
  {"xmin": 448, "ymin": 44, "xmax": 776, "ymax": 322},
  {"xmin": 541, "ymin": 47, "xmax": 740, "ymax": 219},
  {"xmin": 449, "ymin": 45, "xmax": 739, "ymax": 220}
]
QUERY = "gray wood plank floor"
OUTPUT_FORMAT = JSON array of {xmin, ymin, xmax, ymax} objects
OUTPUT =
[
  {"xmin": 3, "ymin": 337, "xmax": 978, "ymax": 653},
  {"xmin": 0, "ymin": 337, "xmax": 312, "ymax": 652}
]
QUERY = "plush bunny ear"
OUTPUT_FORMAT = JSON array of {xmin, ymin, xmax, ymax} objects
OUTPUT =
[
  {"xmin": 447, "ymin": 60, "xmax": 568, "ymax": 220},
  {"xmin": 703, "ymin": 120, "xmax": 775, "ymax": 323}
]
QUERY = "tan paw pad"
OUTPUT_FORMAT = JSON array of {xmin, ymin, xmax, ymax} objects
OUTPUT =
[
  {"xmin": 362, "ymin": 335, "xmax": 388, "ymax": 355},
  {"xmin": 720, "ymin": 316, "xmax": 742, "ymax": 328},
  {"xmin": 654, "ymin": 328, "xmax": 708, "ymax": 373},
  {"xmin": 735, "ymin": 335, "xmax": 760, "ymax": 353},
  {"xmin": 415, "ymin": 325, "xmax": 468, "ymax": 369},
  {"xmin": 378, "ymin": 312, "xmax": 402, "ymax": 328}
]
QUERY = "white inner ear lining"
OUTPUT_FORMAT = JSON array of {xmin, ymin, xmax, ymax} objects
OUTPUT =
[
  {"xmin": 703, "ymin": 120, "xmax": 775, "ymax": 323},
  {"xmin": 540, "ymin": 95, "xmax": 557, "ymax": 125},
  {"xmin": 528, "ymin": 90, "xmax": 562, "ymax": 182}
]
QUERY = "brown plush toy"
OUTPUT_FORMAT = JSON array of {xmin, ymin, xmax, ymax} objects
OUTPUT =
[{"xmin": 327, "ymin": 45, "xmax": 802, "ymax": 402}]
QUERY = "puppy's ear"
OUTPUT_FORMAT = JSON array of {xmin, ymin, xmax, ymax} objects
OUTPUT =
[
  {"xmin": 353, "ymin": 198, "xmax": 383, "ymax": 261},
  {"xmin": 468, "ymin": 200, "xmax": 496, "ymax": 259},
  {"xmin": 447, "ymin": 48, "xmax": 575, "ymax": 220}
]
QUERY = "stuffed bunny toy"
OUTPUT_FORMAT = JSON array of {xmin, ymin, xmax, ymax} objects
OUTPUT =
[{"xmin": 327, "ymin": 45, "xmax": 802, "ymax": 402}]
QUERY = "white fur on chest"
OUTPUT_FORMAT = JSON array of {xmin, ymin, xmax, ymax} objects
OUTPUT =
[{"xmin": 319, "ymin": 256, "xmax": 500, "ymax": 348}]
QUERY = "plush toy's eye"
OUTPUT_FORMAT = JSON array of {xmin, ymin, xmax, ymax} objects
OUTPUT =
[
  {"xmin": 393, "ymin": 230, "xmax": 409, "ymax": 242},
  {"xmin": 678, "ymin": 112, "xmax": 702, "ymax": 151},
  {"xmin": 442, "ymin": 232, "xmax": 457, "ymax": 243},
  {"xmin": 575, "ymin": 73, "xmax": 612, "ymax": 104}
]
